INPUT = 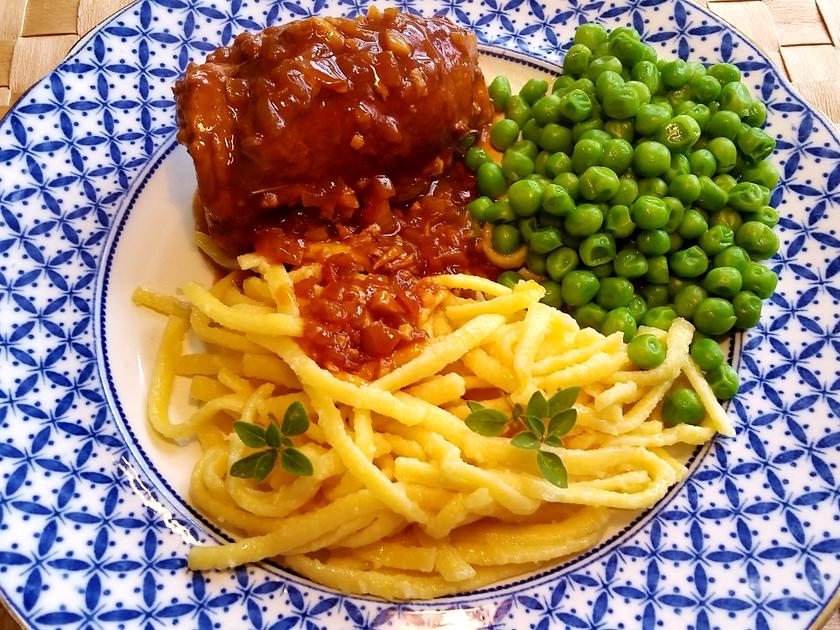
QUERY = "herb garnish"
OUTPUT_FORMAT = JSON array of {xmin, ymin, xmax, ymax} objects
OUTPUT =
[
  {"xmin": 464, "ymin": 388, "xmax": 579, "ymax": 488},
  {"xmin": 230, "ymin": 401, "xmax": 314, "ymax": 480}
]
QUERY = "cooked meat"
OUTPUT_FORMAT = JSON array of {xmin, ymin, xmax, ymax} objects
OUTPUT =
[{"xmin": 174, "ymin": 7, "xmax": 492, "ymax": 252}]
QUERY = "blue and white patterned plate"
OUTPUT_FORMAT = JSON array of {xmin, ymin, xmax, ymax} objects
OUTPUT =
[{"xmin": 2, "ymin": 0, "xmax": 840, "ymax": 628}]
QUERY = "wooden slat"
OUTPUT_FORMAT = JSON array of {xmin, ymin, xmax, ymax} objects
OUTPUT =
[
  {"xmin": 706, "ymin": 1, "xmax": 786, "ymax": 71},
  {"xmin": 8, "ymin": 34, "xmax": 79, "ymax": 94},
  {"xmin": 816, "ymin": 0, "xmax": 840, "ymax": 47},
  {"xmin": 22, "ymin": 0, "xmax": 82, "ymax": 37},
  {"xmin": 781, "ymin": 43, "xmax": 840, "ymax": 81},
  {"xmin": 767, "ymin": 0, "xmax": 832, "ymax": 46},
  {"xmin": 0, "ymin": 0, "xmax": 27, "ymax": 39},
  {"xmin": 78, "ymin": 0, "xmax": 135, "ymax": 36},
  {"xmin": 0, "ymin": 39, "xmax": 13, "ymax": 85}
]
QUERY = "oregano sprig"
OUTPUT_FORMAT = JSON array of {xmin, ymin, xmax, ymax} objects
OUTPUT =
[
  {"xmin": 230, "ymin": 401, "xmax": 314, "ymax": 481},
  {"xmin": 464, "ymin": 387, "xmax": 579, "ymax": 488}
]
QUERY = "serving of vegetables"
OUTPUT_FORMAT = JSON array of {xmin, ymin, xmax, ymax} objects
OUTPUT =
[{"xmin": 465, "ymin": 23, "xmax": 780, "ymax": 403}]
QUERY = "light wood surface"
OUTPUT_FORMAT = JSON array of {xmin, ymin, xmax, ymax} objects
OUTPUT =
[{"xmin": 0, "ymin": 0, "xmax": 838, "ymax": 628}]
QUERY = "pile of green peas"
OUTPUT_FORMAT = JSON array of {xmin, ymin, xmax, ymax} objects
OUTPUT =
[{"xmin": 465, "ymin": 23, "xmax": 782, "ymax": 404}]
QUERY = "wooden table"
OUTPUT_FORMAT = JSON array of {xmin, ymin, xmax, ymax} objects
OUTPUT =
[{"xmin": 1, "ymin": 0, "xmax": 839, "ymax": 628}]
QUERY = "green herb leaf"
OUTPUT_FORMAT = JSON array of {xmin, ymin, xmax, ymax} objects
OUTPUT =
[
  {"xmin": 513, "ymin": 402, "xmax": 523, "ymax": 418},
  {"xmin": 526, "ymin": 391, "xmax": 549, "ymax": 419},
  {"xmin": 548, "ymin": 408, "xmax": 577, "ymax": 438},
  {"xmin": 466, "ymin": 401, "xmax": 485, "ymax": 413},
  {"xmin": 282, "ymin": 402, "xmax": 310, "ymax": 436},
  {"xmin": 281, "ymin": 437, "xmax": 293, "ymax": 447},
  {"xmin": 456, "ymin": 131, "xmax": 478, "ymax": 152},
  {"xmin": 281, "ymin": 447, "xmax": 314, "ymax": 476},
  {"xmin": 511, "ymin": 431, "xmax": 541, "ymax": 450},
  {"xmin": 537, "ymin": 450, "xmax": 568, "ymax": 488},
  {"xmin": 544, "ymin": 434, "xmax": 564, "ymax": 447},
  {"xmin": 524, "ymin": 414, "xmax": 546, "ymax": 438},
  {"xmin": 464, "ymin": 408, "xmax": 508, "ymax": 436},
  {"xmin": 548, "ymin": 387, "xmax": 580, "ymax": 416},
  {"xmin": 233, "ymin": 421, "xmax": 267, "ymax": 448},
  {"xmin": 230, "ymin": 449, "xmax": 276, "ymax": 480},
  {"xmin": 265, "ymin": 419, "xmax": 282, "ymax": 448}
]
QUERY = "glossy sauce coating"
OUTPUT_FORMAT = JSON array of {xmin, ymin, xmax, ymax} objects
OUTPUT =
[{"xmin": 175, "ymin": 8, "xmax": 492, "ymax": 253}]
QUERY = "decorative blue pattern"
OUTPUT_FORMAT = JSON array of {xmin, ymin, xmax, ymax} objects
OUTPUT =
[{"xmin": 1, "ymin": 0, "xmax": 839, "ymax": 628}]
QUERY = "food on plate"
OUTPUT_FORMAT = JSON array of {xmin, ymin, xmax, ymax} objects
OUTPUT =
[
  {"xmin": 135, "ymin": 260, "xmax": 732, "ymax": 599},
  {"xmin": 138, "ymin": 12, "xmax": 781, "ymax": 598},
  {"xmin": 174, "ymin": 7, "xmax": 492, "ymax": 253}
]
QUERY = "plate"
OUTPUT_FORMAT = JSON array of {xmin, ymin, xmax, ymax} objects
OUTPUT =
[{"xmin": 1, "ymin": 0, "xmax": 840, "ymax": 628}]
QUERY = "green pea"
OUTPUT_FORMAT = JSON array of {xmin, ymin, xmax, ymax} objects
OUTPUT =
[
  {"xmin": 561, "ymin": 270, "xmax": 600, "ymax": 306},
  {"xmin": 465, "ymin": 147, "xmax": 492, "ymax": 172},
  {"xmin": 534, "ymin": 151, "xmax": 550, "ymax": 175},
  {"xmin": 638, "ymin": 177, "xmax": 669, "ymax": 197},
  {"xmin": 586, "ymin": 55, "xmax": 622, "ymax": 81},
  {"xmin": 631, "ymin": 60, "xmax": 662, "ymax": 95},
  {"xmin": 633, "ymin": 103, "xmax": 670, "ymax": 137},
  {"xmin": 690, "ymin": 150, "xmax": 717, "ymax": 177},
  {"xmin": 633, "ymin": 141, "xmax": 671, "ymax": 177},
  {"xmin": 526, "ymin": 250, "xmax": 547, "ymax": 275},
  {"xmin": 511, "ymin": 139, "xmax": 539, "ymax": 160},
  {"xmin": 613, "ymin": 248, "xmax": 648, "ymax": 278},
  {"xmin": 741, "ymin": 160, "xmax": 780, "ymax": 189},
  {"xmin": 707, "ymin": 363, "xmax": 739, "ymax": 400},
  {"xmin": 690, "ymin": 74, "xmax": 722, "ymax": 104},
  {"xmin": 669, "ymin": 232, "xmax": 684, "ymax": 253},
  {"xmin": 626, "ymin": 80, "xmax": 651, "ymax": 105},
  {"xmin": 485, "ymin": 199, "xmax": 516, "ymax": 223},
  {"xmin": 565, "ymin": 203, "xmax": 604, "ymax": 236},
  {"xmin": 502, "ymin": 149, "xmax": 535, "ymax": 182},
  {"xmin": 554, "ymin": 172, "xmax": 579, "ymax": 199},
  {"xmin": 574, "ymin": 23, "xmax": 609, "ymax": 52},
  {"xmin": 558, "ymin": 89, "xmax": 593, "ymax": 123},
  {"xmin": 596, "ymin": 276, "xmax": 634, "ymax": 309},
  {"xmin": 491, "ymin": 119, "xmax": 521, "ymax": 151},
  {"xmin": 674, "ymin": 284, "xmax": 708, "ymax": 319},
  {"xmin": 669, "ymin": 173, "xmax": 701, "ymax": 204},
  {"xmin": 578, "ymin": 166, "xmax": 621, "ymax": 202},
  {"xmin": 476, "ymin": 162, "xmax": 507, "ymax": 199},
  {"xmin": 540, "ymin": 279, "xmax": 564, "ymax": 309},
  {"xmin": 610, "ymin": 177, "xmax": 639, "ymax": 206},
  {"xmin": 601, "ymin": 307, "xmax": 637, "ymax": 341},
  {"xmin": 744, "ymin": 100, "xmax": 767, "ymax": 127},
  {"xmin": 467, "ymin": 195, "xmax": 493, "ymax": 221},
  {"xmin": 634, "ymin": 230, "xmax": 669, "ymax": 256},
  {"xmin": 492, "ymin": 224, "xmax": 522, "ymax": 254},
  {"xmin": 507, "ymin": 179, "xmax": 543, "ymax": 217},
  {"xmin": 575, "ymin": 303, "xmax": 608, "ymax": 330},
  {"xmin": 520, "ymin": 216, "xmax": 538, "ymax": 240},
  {"xmin": 744, "ymin": 206, "xmax": 779, "ymax": 228},
  {"xmin": 699, "ymin": 224, "xmax": 735, "ymax": 256},
  {"xmin": 541, "ymin": 183, "xmax": 575, "ymax": 217},
  {"xmin": 645, "ymin": 254, "xmax": 670, "ymax": 285},
  {"xmin": 545, "ymin": 151, "xmax": 573, "ymax": 177},
  {"xmin": 519, "ymin": 78, "xmax": 549, "ymax": 105},
  {"xmin": 707, "ymin": 137, "xmax": 737, "ymax": 173},
  {"xmin": 604, "ymin": 119, "xmax": 636, "ymax": 142},
  {"xmin": 488, "ymin": 76, "xmax": 512, "ymax": 111},
  {"xmin": 656, "ymin": 115, "xmax": 702, "ymax": 153},
  {"xmin": 693, "ymin": 297, "xmax": 736, "ymax": 335},
  {"xmin": 697, "ymin": 176, "xmax": 729, "ymax": 211},
  {"xmin": 541, "ymin": 212, "xmax": 565, "ymax": 229},
  {"xmin": 564, "ymin": 43, "xmax": 593, "ymax": 76},
  {"xmin": 707, "ymin": 110, "xmax": 743, "ymax": 140},
  {"xmin": 642, "ymin": 304, "xmax": 677, "ymax": 329},
  {"xmin": 605, "ymin": 204, "xmax": 635, "ymax": 238},
  {"xmin": 609, "ymin": 32, "xmax": 645, "ymax": 66},
  {"xmin": 588, "ymin": 262, "xmax": 615, "ymax": 279},
  {"xmin": 742, "ymin": 262, "xmax": 779, "ymax": 300},
  {"xmin": 713, "ymin": 174, "xmax": 738, "ymax": 193},
  {"xmin": 595, "ymin": 70, "xmax": 624, "ymax": 101},
  {"xmin": 733, "ymin": 290, "xmax": 762, "ymax": 328},
  {"xmin": 626, "ymin": 294, "xmax": 647, "ymax": 322},
  {"xmin": 599, "ymin": 139, "xmax": 634, "ymax": 174},
  {"xmin": 627, "ymin": 334, "xmax": 667, "ymax": 369},
  {"xmin": 709, "ymin": 208, "xmax": 743, "ymax": 233},
  {"xmin": 506, "ymin": 95, "xmax": 532, "ymax": 128},
  {"xmin": 668, "ymin": 275, "xmax": 690, "ymax": 297},
  {"xmin": 702, "ymin": 266, "xmax": 743, "ymax": 298},
  {"xmin": 679, "ymin": 103, "xmax": 712, "ymax": 131},
  {"xmin": 522, "ymin": 119, "xmax": 543, "ymax": 144},
  {"xmin": 670, "ymin": 245, "xmax": 709, "ymax": 278},
  {"xmin": 631, "ymin": 195, "xmax": 670, "ymax": 230},
  {"xmin": 572, "ymin": 118, "xmax": 604, "ymax": 142},
  {"xmin": 713, "ymin": 245, "xmax": 751, "ymax": 274},
  {"xmin": 719, "ymin": 81, "xmax": 752, "ymax": 117},
  {"xmin": 603, "ymin": 85, "xmax": 641, "ymax": 119},
  {"xmin": 579, "ymin": 232, "xmax": 617, "ymax": 266},
  {"xmin": 735, "ymin": 221, "xmax": 779, "ymax": 260},
  {"xmin": 539, "ymin": 124, "xmax": 573, "ymax": 154},
  {"xmin": 529, "ymin": 227, "xmax": 563, "ymax": 254},
  {"xmin": 532, "ymin": 94, "xmax": 562, "ymax": 126},
  {"xmin": 663, "ymin": 196, "xmax": 686, "ymax": 232},
  {"xmin": 640, "ymin": 285, "xmax": 668, "ymax": 308},
  {"xmin": 661, "ymin": 59, "xmax": 689, "ymax": 88},
  {"xmin": 707, "ymin": 62, "xmax": 741, "ymax": 85},
  {"xmin": 690, "ymin": 337, "xmax": 724, "ymax": 371},
  {"xmin": 572, "ymin": 139, "xmax": 604, "ymax": 174},
  {"xmin": 736, "ymin": 126, "xmax": 776, "ymax": 163},
  {"xmin": 546, "ymin": 247, "xmax": 579, "ymax": 282},
  {"xmin": 727, "ymin": 182, "xmax": 765, "ymax": 213},
  {"xmin": 497, "ymin": 270, "xmax": 522, "ymax": 289},
  {"xmin": 663, "ymin": 387, "xmax": 705, "ymax": 426}
]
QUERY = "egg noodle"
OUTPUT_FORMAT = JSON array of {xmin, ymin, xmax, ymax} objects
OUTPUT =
[{"xmin": 133, "ymin": 253, "xmax": 733, "ymax": 599}]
